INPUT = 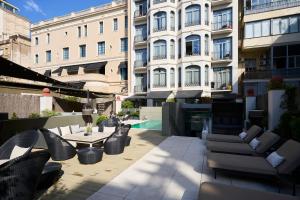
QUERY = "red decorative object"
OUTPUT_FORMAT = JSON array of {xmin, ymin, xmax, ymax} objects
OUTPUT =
[
  {"xmin": 116, "ymin": 96, "xmax": 121, "ymax": 101},
  {"xmin": 247, "ymin": 88, "xmax": 254, "ymax": 96},
  {"xmin": 42, "ymin": 88, "xmax": 51, "ymax": 96}
]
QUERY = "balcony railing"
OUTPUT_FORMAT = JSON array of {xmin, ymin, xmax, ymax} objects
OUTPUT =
[
  {"xmin": 171, "ymin": 26, "xmax": 175, "ymax": 31},
  {"xmin": 134, "ymin": 9, "xmax": 147, "ymax": 18},
  {"xmin": 212, "ymin": 52, "xmax": 232, "ymax": 61},
  {"xmin": 153, "ymin": 83, "xmax": 167, "ymax": 88},
  {"xmin": 134, "ymin": 60, "xmax": 147, "ymax": 68},
  {"xmin": 245, "ymin": 0, "xmax": 300, "ymax": 15},
  {"xmin": 153, "ymin": 26, "xmax": 167, "ymax": 32},
  {"xmin": 134, "ymin": 35, "xmax": 147, "ymax": 43},
  {"xmin": 212, "ymin": 21, "xmax": 232, "ymax": 31},
  {"xmin": 185, "ymin": 82, "xmax": 201, "ymax": 87},
  {"xmin": 153, "ymin": 54, "xmax": 167, "ymax": 60},
  {"xmin": 185, "ymin": 20, "xmax": 200, "ymax": 27},
  {"xmin": 170, "ymin": 54, "xmax": 175, "ymax": 59},
  {"xmin": 244, "ymin": 68, "xmax": 300, "ymax": 80},
  {"xmin": 134, "ymin": 85, "xmax": 147, "ymax": 93},
  {"xmin": 186, "ymin": 51, "xmax": 200, "ymax": 57},
  {"xmin": 153, "ymin": 0, "xmax": 167, "ymax": 4}
]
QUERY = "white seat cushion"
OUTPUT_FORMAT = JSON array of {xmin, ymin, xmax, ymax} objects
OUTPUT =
[
  {"xmin": 10, "ymin": 145, "xmax": 30, "ymax": 159},
  {"xmin": 92, "ymin": 127, "xmax": 99, "ymax": 133},
  {"xmin": 48, "ymin": 127, "xmax": 61, "ymax": 136},
  {"xmin": 70, "ymin": 124, "xmax": 80, "ymax": 134},
  {"xmin": 266, "ymin": 151, "xmax": 285, "ymax": 168},
  {"xmin": 60, "ymin": 126, "xmax": 71, "ymax": 136},
  {"xmin": 103, "ymin": 126, "xmax": 116, "ymax": 133}
]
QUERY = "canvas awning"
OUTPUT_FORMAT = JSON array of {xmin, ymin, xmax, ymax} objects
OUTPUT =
[
  {"xmin": 83, "ymin": 61, "xmax": 107, "ymax": 71},
  {"xmin": 146, "ymin": 91, "xmax": 171, "ymax": 99},
  {"xmin": 175, "ymin": 90, "xmax": 202, "ymax": 99}
]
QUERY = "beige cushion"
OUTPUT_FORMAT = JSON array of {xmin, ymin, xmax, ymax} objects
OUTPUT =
[
  {"xmin": 276, "ymin": 140, "xmax": 300, "ymax": 174},
  {"xmin": 255, "ymin": 131, "xmax": 280, "ymax": 154},
  {"xmin": 48, "ymin": 127, "xmax": 60, "ymax": 136},
  {"xmin": 243, "ymin": 125, "xmax": 262, "ymax": 143},
  {"xmin": 0, "ymin": 159, "xmax": 9, "ymax": 166},
  {"xmin": 206, "ymin": 134, "xmax": 243, "ymax": 143},
  {"xmin": 60, "ymin": 126, "xmax": 71, "ymax": 136},
  {"xmin": 10, "ymin": 145, "xmax": 30, "ymax": 159},
  {"xmin": 207, "ymin": 152, "xmax": 276, "ymax": 175},
  {"xmin": 70, "ymin": 124, "xmax": 80, "ymax": 134},
  {"xmin": 207, "ymin": 141, "xmax": 254, "ymax": 155},
  {"xmin": 103, "ymin": 126, "xmax": 116, "ymax": 133},
  {"xmin": 199, "ymin": 182, "xmax": 299, "ymax": 200}
]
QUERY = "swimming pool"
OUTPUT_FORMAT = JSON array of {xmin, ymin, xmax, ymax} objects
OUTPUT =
[{"xmin": 131, "ymin": 120, "xmax": 162, "ymax": 130}]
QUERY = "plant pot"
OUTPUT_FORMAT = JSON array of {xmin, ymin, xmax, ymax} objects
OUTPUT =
[{"xmin": 82, "ymin": 109, "xmax": 93, "ymax": 115}]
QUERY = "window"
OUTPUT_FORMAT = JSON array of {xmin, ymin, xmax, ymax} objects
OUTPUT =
[
  {"xmin": 113, "ymin": 18, "xmax": 118, "ymax": 31},
  {"xmin": 178, "ymin": 67, "xmax": 182, "ymax": 87},
  {"xmin": 170, "ymin": 39, "xmax": 175, "ymax": 59},
  {"xmin": 290, "ymin": 16, "xmax": 299, "ymax": 33},
  {"xmin": 253, "ymin": 21, "xmax": 262, "ymax": 37},
  {"xmin": 170, "ymin": 68, "xmax": 175, "ymax": 87},
  {"xmin": 135, "ymin": 24, "xmax": 147, "ymax": 41},
  {"xmin": 178, "ymin": 10, "xmax": 182, "ymax": 30},
  {"xmin": 35, "ymin": 54, "xmax": 39, "ymax": 64},
  {"xmin": 153, "ymin": 40, "xmax": 167, "ymax": 60},
  {"xmin": 213, "ymin": 38, "xmax": 232, "ymax": 60},
  {"xmin": 47, "ymin": 33, "xmax": 50, "ymax": 44},
  {"xmin": 46, "ymin": 50, "xmax": 51, "ymax": 62},
  {"xmin": 170, "ymin": 11, "xmax": 175, "ymax": 31},
  {"xmin": 185, "ymin": 5, "xmax": 200, "ymax": 27},
  {"xmin": 135, "ymin": 49, "xmax": 147, "ymax": 67},
  {"xmin": 125, "ymin": 16, "xmax": 128, "ymax": 29},
  {"xmin": 185, "ymin": 65, "xmax": 201, "ymax": 86},
  {"xmin": 245, "ymin": 23, "xmax": 253, "ymax": 38},
  {"xmin": 135, "ymin": 2, "xmax": 147, "ymax": 17},
  {"xmin": 185, "ymin": 35, "xmax": 200, "ymax": 56},
  {"xmin": 213, "ymin": 67, "xmax": 232, "ymax": 90},
  {"xmin": 120, "ymin": 64, "xmax": 128, "ymax": 80},
  {"xmin": 272, "ymin": 18, "xmax": 280, "ymax": 35},
  {"xmin": 63, "ymin": 47, "xmax": 69, "ymax": 60},
  {"xmin": 213, "ymin": 8, "xmax": 232, "ymax": 30},
  {"xmin": 98, "ymin": 42, "xmax": 105, "ymax": 55},
  {"xmin": 288, "ymin": 44, "xmax": 300, "ymax": 68},
  {"xmin": 121, "ymin": 38, "xmax": 128, "ymax": 52},
  {"xmin": 84, "ymin": 25, "xmax": 88, "ymax": 36},
  {"xmin": 153, "ymin": 12, "xmax": 167, "ymax": 32},
  {"xmin": 79, "ymin": 45, "xmax": 86, "ymax": 58},
  {"xmin": 35, "ymin": 37, "xmax": 39, "ymax": 45},
  {"xmin": 99, "ymin": 22, "xmax": 104, "ymax": 34},
  {"xmin": 153, "ymin": 68, "xmax": 166, "ymax": 87},
  {"xmin": 245, "ymin": 58, "xmax": 257, "ymax": 71},
  {"xmin": 205, "ymin": 4, "xmax": 209, "ymax": 25},
  {"xmin": 205, "ymin": 35, "xmax": 209, "ymax": 56},
  {"xmin": 178, "ymin": 38, "xmax": 181, "ymax": 58},
  {"xmin": 262, "ymin": 20, "xmax": 270, "ymax": 36},
  {"xmin": 205, "ymin": 65, "xmax": 209, "ymax": 86},
  {"xmin": 78, "ymin": 26, "xmax": 81, "ymax": 38}
]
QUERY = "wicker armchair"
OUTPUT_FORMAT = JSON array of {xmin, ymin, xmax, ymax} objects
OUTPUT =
[
  {"xmin": 39, "ymin": 128, "xmax": 77, "ymax": 161},
  {"xmin": 0, "ymin": 130, "xmax": 39, "ymax": 163},
  {"xmin": 0, "ymin": 151, "xmax": 50, "ymax": 200}
]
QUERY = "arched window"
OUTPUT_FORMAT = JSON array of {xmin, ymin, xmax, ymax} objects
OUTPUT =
[
  {"xmin": 153, "ymin": 40, "xmax": 167, "ymax": 60},
  {"xmin": 185, "ymin": 5, "xmax": 200, "ymax": 27},
  {"xmin": 170, "ymin": 11, "xmax": 175, "ymax": 31},
  {"xmin": 185, "ymin": 65, "xmax": 201, "ymax": 86},
  {"xmin": 205, "ymin": 34, "xmax": 209, "ymax": 56},
  {"xmin": 205, "ymin": 65, "xmax": 209, "ymax": 86},
  {"xmin": 170, "ymin": 68, "xmax": 175, "ymax": 87},
  {"xmin": 170, "ymin": 39, "xmax": 175, "ymax": 59},
  {"xmin": 205, "ymin": 4, "xmax": 209, "ymax": 25},
  {"xmin": 185, "ymin": 35, "xmax": 200, "ymax": 56},
  {"xmin": 153, "ymin": 68, "xmax": 167, "ymax": 87},
  {"xmin": 153, "ymin": 11, "xmax": 167, "ymax": 32}
]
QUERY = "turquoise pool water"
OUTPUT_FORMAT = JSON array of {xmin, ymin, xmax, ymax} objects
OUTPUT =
[{"xmin": 132, "ymin": 120, "xmax": 162, "ymax": 130}]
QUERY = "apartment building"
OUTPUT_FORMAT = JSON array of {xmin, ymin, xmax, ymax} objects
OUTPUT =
[
  {"xmin": 0, "ymin": 0, "xmax": 31, "ymax": 67},
  {"xmin": 241, "ymin": 0, "xmax": 300, "ymax": 96},
  {"xmin": 31, "ymin": 0, "xmax": 128, "ymax": 94},
  {"xmin": 128, "ymin": 0, "xmax": 239, "ymax": 106}
]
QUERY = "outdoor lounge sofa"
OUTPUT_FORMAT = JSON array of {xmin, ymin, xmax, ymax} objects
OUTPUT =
[
  {"xmin": 206, "ymin": 131, "xmax": 280, "ymax": 155},
  {"xmin": 206, "ymin": 125, "xmax": 262, "ymax": 143},
  {"xmin": 198, "ymin": 182, "xmax": 299, "ymax": 200},
  {"xmin": 207, "ymin": 140, "xmax": 300, "ymax": 183}
]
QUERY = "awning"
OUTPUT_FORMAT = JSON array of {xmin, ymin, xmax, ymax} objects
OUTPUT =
[
  {"xmin": 83, "ymin": 61, "xmax": 107, "ymax": 71},
  {"xmin": 53, "ymin": 61, "xmax": 107, "ymax": 74},
  {"xmin": 146, "ymin": 91, "xmax": 171, "ymax": 99},
  {"xmin": 175, "ymin": 90, "xmax": 202, "ymax": 99},
  {"xmin": 44, "ymin": 70, "xmax": 51, "ymax": 77}
]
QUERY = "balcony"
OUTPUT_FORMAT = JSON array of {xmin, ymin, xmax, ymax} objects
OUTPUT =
[
  {"xmin": 153, "ymin": 83, "xmax": 166, "ymax": 88},
  {"xmin": 244, "ymin": 0, "xmax": 300, "ymax": 15},
  {"xmin": 153, "ymin": 0, "xmax": 166, "ymax": 4},
  {"xmin": 211, "ymin": 0, "xmax": 232, "ymax": 6},
  {"xmin": 185, "ymin": 51, "xmax": 200, "ymax": 57},
  {"xmin": 185, "ymin": 20, "xmax": 200, "ymax": 27},
  {"xmin": 134, "ymin": 35, "xmax": 147, "ymax": 45},
  {"xmin": 134, "ymin": 60, "xmax": 147, "ymax": 68},
  {"xmin": 244, "ymin": 68, "xmax": 300, "ymax": 80},
  {"xmin": 134, "ymin": 85, "xmax": 147, "ymax": 93},
  {"xmin": 153, "ymin": 26, "xmax": 167, "ymax": 33},
  {"xmin": 134, "ymin": 10, "xmax": 147, "ymax": 22},
  {"xmin": 212, "ymin": 52, "xmax": 232, "ymax": 63},
  {"xmin": 185, "ymin": 82, "xmax": 201, "ymax": 87},
  {"xmin": 153, "ymin": 54, "xmax": 167, "ymax": 60},
  {"xmin": 212, "ymin": 21, "xmax": 232, "ymax": 34},
  {"xmin": 170, "ymin": 26, "xmax": 175, "ymax": 31}
]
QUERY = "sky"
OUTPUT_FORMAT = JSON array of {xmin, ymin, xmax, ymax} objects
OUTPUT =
[{"xmin": 8, "ymin": 0, "xmax": 111, "ymax": 23}]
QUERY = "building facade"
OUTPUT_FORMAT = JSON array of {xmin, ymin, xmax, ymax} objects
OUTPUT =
[
  {"xmin": 31, "ymin": 0, "xmax": 128, "ymax": 94},
  {"xmin": 0, "ymin": 0, "xmax": 31, "ymax": 67},
  {"xmin": 128, "ymin": 0, "xmax": 239, "ymax": 106},
  {"xmin": 241, "ymin": 0, "xmax": 300, "ymax": 96}
]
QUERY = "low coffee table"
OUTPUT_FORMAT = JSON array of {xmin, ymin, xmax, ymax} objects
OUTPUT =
[{"xmin": 63, "ymin": 131, "xmax": 113, "ymax": 147}]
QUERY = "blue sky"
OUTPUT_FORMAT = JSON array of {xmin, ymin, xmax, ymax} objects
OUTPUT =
[{"xmin": 8, "ymin": 0, "xmax": 111, "ymax": 23}]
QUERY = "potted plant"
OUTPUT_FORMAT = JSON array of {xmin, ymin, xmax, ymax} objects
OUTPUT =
[{"xmin": 85, "ymin": 123, "xmax": 93, "ymax": 136}]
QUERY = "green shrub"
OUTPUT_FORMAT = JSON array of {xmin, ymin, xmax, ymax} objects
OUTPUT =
[
  {"xmin": 130, "ymin": 111, "xmax": 139, "ymax": 118},
  {"xmin": 29, "ymin": 113, "xmax": 40, "ymax": 119},
  {"xmin": 42, "ymin": 109, "xmax": 60, "ymax": 117},
  {"xmin": 280, "ymin": 86, "xmax": 297, "ymax": 111},
  {"xmin": 96, "ymin": 114, "xmax": 108, "ymax": 125},
  {"xmin": 121, "ymin": 100, "xmax": 134, "ymax": 109},
  {"xmin": 290, "ymin": 117, "xmax": 300, "ymax": 142},
  {"xmin": 11, "ymin": 112, "xmax": 18, "ymax": 120},
  {"xmin": 63, "ymin": 96, "xmax": 79, "ymax": 102},
  {"xmin": 117, "ymin": 111, "xmax": 125, "ymax": 117}
]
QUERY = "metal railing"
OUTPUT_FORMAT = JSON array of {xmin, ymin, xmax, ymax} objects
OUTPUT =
[
  {"xmin": 244, "ymin": 0, "xmax": 300, "ymax": 15},
  {"xmin": 171, "ymin": 26, "xmax": 175, "ymax": 31},
  {"xmin": 153, "ymin": 26, "xmax": 167, "ymax": 32},
  {"xmin": 153, "ymin": 0, "xmax": 167, "ymax": 4},
  {"xmin": 185, "ymin": 20, "xmax": 200, "ymax": 27},
  {"xmin": 212, "ymin": 21, "xmax": 232, "ymax": 31},
  {"xmin": 185, "ymin": 82, "xmax": 201, "ymax": 87},
  {"xmin": 212, "ymin": 52, "xmax": 232, "ymax": 61},
  {"xmin": 244, "ymin": 68, "xmax": 300, "ymax": 79},
  {"xmin": 134, "ymin": 35, "xmax": 147, "ymax": 43},
  {"xmin": 153, "ymin": 54, "xmax": 167, "ymax": 60},
  {"xmin": 170, "ymin": 54, "xmax": 175, "ymax": 59},
  {"xmin": 134, "ymin": 60, "xmax": 147, "ymax": 68},
  {"xmin": 134, "ymin": 9, "xmax": 147, "ymax": 18},
  {"xmin": 186, "ymin": 51, "xmax": 200, "ymax": 57},
  {"xmin": 134, "ymin": 85, "xmax": 147, "ymax": 93},
  {"xmin": 153, "ymin": 83, "xmax": 167, "ymax": 88}
]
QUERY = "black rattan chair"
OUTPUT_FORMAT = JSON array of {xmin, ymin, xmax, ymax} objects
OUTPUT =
[
  {"xmin": 121, "ymin": 124, "xmax": 131, "ymax": 147},
  {"xmin": 98, "ymin": 118, "xmax": 119, "ymax": 132},
  {"xmin": 39, "ymin": 128, "xmax": 77, "ymax": 161},
  {"xmin": 0, "ymin": 130, "xmax": 39, "ymax": 163},
  {"xmin": 0, "ymin": 151, "xmax": 50, "ymax": 200}
]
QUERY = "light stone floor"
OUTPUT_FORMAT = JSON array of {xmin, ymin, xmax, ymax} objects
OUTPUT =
[{"xmin": 87, "ymin": 136, "xmax": 299, "ymax": 200}]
